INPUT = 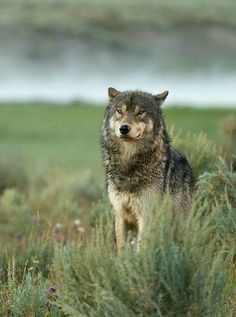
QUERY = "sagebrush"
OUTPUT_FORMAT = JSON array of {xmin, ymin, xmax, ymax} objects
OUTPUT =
[{"xmin": 0, "ymin": 131, "xmax": 236, "ymax": 316}]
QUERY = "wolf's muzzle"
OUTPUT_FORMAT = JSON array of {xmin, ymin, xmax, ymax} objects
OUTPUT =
[{"xmin": 119, "ymin": 124, "xmax": 131, "ymax": 135}]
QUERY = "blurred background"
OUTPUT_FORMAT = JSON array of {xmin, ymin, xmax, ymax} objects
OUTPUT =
[{"xmin": 1, "ymin": 0, "xmax": 236, "ymax": 105}]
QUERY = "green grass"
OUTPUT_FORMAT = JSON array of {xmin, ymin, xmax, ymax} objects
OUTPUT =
[
  {"xmin": 0, "ymin": 103, "xmax": 235, "ymax": 175},
  {"xmin": 165, "ymin": 107, "xmax": 235, "ymax": 142},
  {"xmin": 0, "ymin": 102, "xmax": 236, "ymax": 316},
  {"xmin": 0, "ymin": 103, "xmax": 103, "ymax": 174}
]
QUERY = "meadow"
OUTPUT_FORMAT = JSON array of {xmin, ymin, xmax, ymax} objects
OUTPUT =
[
  {"xmin": 0, "ymin": 103, "xmax": 234, "ymax": 171},
  {"xmin": 0, "ymin": 103, "xmax": 235, "ymax": 316}
]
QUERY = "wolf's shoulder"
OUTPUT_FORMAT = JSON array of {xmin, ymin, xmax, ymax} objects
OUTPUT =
[
  {"xmin": 167, "ymin": 147, "xmax": 194, "ymax": 187},
  {"xmin": 169, "ymin": 147, "xmax": 189, "ymax": 167}
]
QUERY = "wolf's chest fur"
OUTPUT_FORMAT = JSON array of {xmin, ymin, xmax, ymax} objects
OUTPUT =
[
  {"xmin": 108, "ymin": 182, "xmax": 159, "ymax": 224},
  {"xmin": 106, "ymin": 149, "xmax": 167, "ymax": 225},
  {"xmin": 106, "ymin": 145, "xmax": 168, "ymax": 194}
]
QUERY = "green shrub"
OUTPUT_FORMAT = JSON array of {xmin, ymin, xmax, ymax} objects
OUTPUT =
[
  {"xmin": 0, "ymin": 238, "xmax": 54, "ymax": 284},
  {"xmin": 0, "ymin": 240, "xmax": 62, "ymax": 316},
  {"xmin": 0, "ymin": 129, "xmax": 235, "ymax": 316},
  {"xmin": 53, "ymin": 200, "xmax": 227, "ymax": 317},
  {"xmin": 0, "ymin": 160, "xmax": 28, "ymax": 194},
  {"xmin": 7, "ymin": 273, "xmax": 47, "ymax": 317},
  {"xmin": 195, "ymin": 158, "xmax": 236, "ymax": 256},
  {"xmin": 0, "ymin": 271, "xmax": 63, "ymax": 317},
  {"xmin": 196, "ymin": 158, "xmax": 236, "ymax": 210},
  {"xmin": 171, "ymin": 129, "xmax": 222, "ymax": 178},
  {"xmin": 70, "ymin": 173, "xmax": 103, "ymax": 203},
  {"xmin": 221, "ymin": 115, "xmax": 236, "ymax": 169},
  {"xmin": 0, "ymin": 188, "xmax": 33, "ymax": 238},
  {"xmin": 28, "ymin": 177, "xmax": 81, "ymax": 223},
  {"xmin": 89, "ymin": 199, "xmax": 113, "ymax": 227}
]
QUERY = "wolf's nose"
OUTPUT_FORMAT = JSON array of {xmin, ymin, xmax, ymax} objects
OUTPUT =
[{"xmin": 119, "ymin": 124, "xmax": 131, "ymax": 135}]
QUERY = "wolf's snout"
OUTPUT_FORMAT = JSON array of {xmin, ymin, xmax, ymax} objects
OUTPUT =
[{"xmin": 119, "ymin": 124, "xmax": 131, "ymax": 135}]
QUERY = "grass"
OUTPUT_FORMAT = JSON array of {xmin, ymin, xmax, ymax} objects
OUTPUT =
[
  {"xmin": 0, "ymin": 103, "xmax": 235, "ymax": 174},
  {"xmin": 0, "ymin": 103, "xmax": 103, "ymax": 174},
  {"xmin": 0, "ymin": 102, "xmax": 235, "ymax": 316}
]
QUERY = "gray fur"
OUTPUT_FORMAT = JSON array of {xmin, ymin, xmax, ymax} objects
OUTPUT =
[{"xmin": 101, "ymin": 88, "xmax": 194, "ymax": 254}]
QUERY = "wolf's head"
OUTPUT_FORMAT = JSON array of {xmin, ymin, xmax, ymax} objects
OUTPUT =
[{"xmin": 105, "ymin": 87, "xmax": 168, "ymax": 144}]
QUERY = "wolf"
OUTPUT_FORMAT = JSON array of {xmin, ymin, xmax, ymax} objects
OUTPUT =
[{"xmin": 101, "ymin": 87, "xmax": 194, "ymax": 254}]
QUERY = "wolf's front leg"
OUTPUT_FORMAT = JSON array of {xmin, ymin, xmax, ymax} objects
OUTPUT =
[
  {"xmin": 137, "ymin": 216, "xmax": 145, "ymax": 252},
  {"xmin": 115, "ymin": 212, "xmax": 126, "ymax": 255}
]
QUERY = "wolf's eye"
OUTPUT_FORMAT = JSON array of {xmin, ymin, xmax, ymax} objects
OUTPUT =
[
  {"xmin": 137, "ymin": 110, "xmax": 145, "ymax": 116},
  {"xmin": 116, "ymin": 109, "xmax": 123, "ymax": 114}
]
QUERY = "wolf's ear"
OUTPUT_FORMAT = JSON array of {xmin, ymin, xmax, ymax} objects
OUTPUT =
[
  {"xmin": 108, "ymin": 87, "xmax": 120, "ymax": 99},
  {"xmin": 154, "ymin": 91, "xmax": 169, "ymax": 106}
]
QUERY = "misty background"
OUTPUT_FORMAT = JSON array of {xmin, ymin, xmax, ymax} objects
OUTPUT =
[{"xmin": 0, "ymin": 0, "xmax": 236, "ymax": 106}]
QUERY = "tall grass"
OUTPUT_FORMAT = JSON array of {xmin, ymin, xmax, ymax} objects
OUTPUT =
[
  {"xmin": 52, "ymin": 160, "xmax": 236, "ymax": 316},
  {"xmin": 53, "ymin": 199, "xmax": 230, "ymax": 316},
  {"xmin": 171, "ymin": 129, "xmax": 222, "ymax": 177},
  {"xmin": 0, "ymin": 128, "xmax": 236, "ymax": 316}
]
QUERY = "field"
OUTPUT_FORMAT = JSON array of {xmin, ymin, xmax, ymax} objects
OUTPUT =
[
  {"xmin": 0, "ymin": 103, "xmax": 234, "ymax": 171},
  {"xmin": 0, "ymin": 103, "xmax": 236, "ymax": 316}
]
